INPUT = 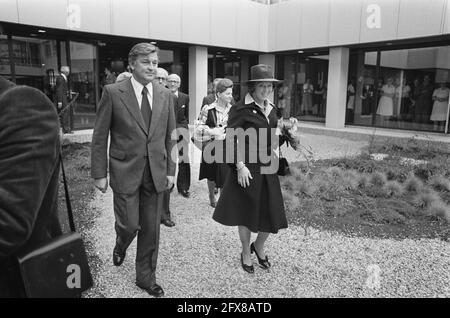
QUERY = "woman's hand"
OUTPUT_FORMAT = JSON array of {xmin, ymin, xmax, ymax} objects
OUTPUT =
[
  {"xmin": 209, "ymin": 126, "xmax": 225, "ymax": 137},
  {"xmin": 237, "ymin": 166, "xmax": 253, "ymax": 188}
]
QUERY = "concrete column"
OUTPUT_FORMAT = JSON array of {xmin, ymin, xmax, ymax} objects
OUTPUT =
[
  {"xmin": 188, "ymin": 46, "xmax": 208, "ymax": 124},
  {"xmin": 326, "ymin": 47, "xmax": 350, "ymax": 129},
  {"xmin": 258, "ymin": 54, "xmax": 276, "ymax": 103}
]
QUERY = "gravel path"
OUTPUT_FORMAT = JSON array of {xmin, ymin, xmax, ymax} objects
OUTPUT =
[{"xmin": 83, "ymin": 133, "xmax": 450, "ymax": 298}]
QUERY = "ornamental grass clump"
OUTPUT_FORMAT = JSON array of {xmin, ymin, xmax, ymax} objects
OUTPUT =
[
  {"xmin": 428, "ymin": 176, "xmax": 450, "ymax": 193},
  {"xmin": 413, "ymin": 188, "xmax": 441, "ymax": 209},
  {"xmin": 357, "ymin": 174, "xmax": 369, "ymax": 189},
  {"xmin": 428, "ymin": 200, "xmax": 450, "ymax": 223},
  {"xmin": 403, "ymin": 173, "xmax": 423, "ymax": 194},
  {"xmin": 384, "ymin": 180, "xmax": 404, "ymax": 197},
  {"xmin": 342, "ymin": 170, "xmax": 360, "ymax": 191},
  {"xmin": 326, "ymin": 167, "xmax": 343, "ymax": 181},
  {"xmin": 370, "ymin": 171, "xmax": 388, "ymax": 188}
]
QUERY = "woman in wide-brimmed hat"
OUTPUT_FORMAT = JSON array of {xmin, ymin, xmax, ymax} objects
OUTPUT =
[{"xmin": 213, "ymin": 64, "xmax": 287, "ymax": 274}]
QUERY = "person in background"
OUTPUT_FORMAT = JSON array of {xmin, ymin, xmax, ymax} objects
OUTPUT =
[
  {"xmin": 202, "ymin": 78, "xmax": 223, "ymax": 107},
  {"xmin": 430, "ymin": 82, "xmax": 450, "ymax": 131},
  {"xmin": 213, "ymin": 64, "xmax": 287, "ymax": 274},
  {"xmin": 0, "ymin": 75, "xmax": 62, "ymax": 297},
  {"xmin": 116, "ymin": 71, "xmax": 132, "ymax": 83},
  {"xmin": 167, "ymin": 73, "xmax": 191, "ymax": 199},
  {"xmin": 104, "ymin": 66, "xmax": 117, "ymax": 85},
  {"xmin": 301, "ymin": 78, "xmax": 314, "ymax": 115},
  {"xmin": 194, "ymin": 78, "xmax": 233, "ymax": 208},
  {"xmin": 55, "ymin": 65, "xmax": 71, "ymax": 133},
  {"xmin": 156, "ymin": 67, "xmax": 168, "ymax": 87},
  {"xmin": 153, "ymin": 67, "xmax": 176, "ymax": 228}
]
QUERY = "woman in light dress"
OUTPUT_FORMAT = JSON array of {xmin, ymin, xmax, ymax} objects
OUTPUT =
[
  {"xmin": 376, "ymin": 78, "xmax": 395, "ymax": 122},
  {"xmin": 430, "ymin": 82, "xmax": 450, "ymax": 130},
  {"xmin": 301, "ymin": 78, "xmax": 314, "ymax": 115}
]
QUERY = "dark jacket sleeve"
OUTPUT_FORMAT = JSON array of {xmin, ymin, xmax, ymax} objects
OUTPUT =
[
  {"xmin": 184, "ymin": 95, "xmax": 190, "ymax": 125},
  {"xmin": 166, "ymin": 91, "xmax": 177, "ymax": 177},
  {"xmin": 55, "ymin": 76, "xmax": 65, "ymax": 105},
  {"xmin": 225, "ymin": 105, "xmax": 245, "ymax": 169},
  {"xmin": 0, "ymin": 86, "xmax": 60, "ymax": 260},
  {"xmin": 91, "ymin": 85, "xmax": 113, "ymax": 179}
]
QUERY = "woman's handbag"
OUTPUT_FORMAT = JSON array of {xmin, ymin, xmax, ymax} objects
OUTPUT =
[
  {"xmin": 277, "ymin": 148, "xmax": 290, "ymax": 176},
  {"xmin": 15, "ymin": 154, "xmax": 93, "ymax": 298},
  {"xmin": 191, "ymin": 107, "xmax": 218, "ymax": 151}
]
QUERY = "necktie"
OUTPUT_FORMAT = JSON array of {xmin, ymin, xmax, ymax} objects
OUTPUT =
[{"xmin": 141, "ymin": 86, "xmax": 152, "ymax": 131}]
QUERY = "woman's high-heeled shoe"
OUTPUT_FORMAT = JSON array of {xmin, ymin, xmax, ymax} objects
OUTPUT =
[
  {"xmin": 240, "ymin": 253, "xmax": 254, "ymax": 274},
  {"xmin": 250, "ymin": 243, "xmax": 271, "ymax": 269}
]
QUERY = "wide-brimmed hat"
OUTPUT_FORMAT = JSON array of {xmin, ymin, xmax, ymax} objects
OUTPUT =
[{"xmin": 245, "ymin": 64, "xmax": 280, "ymax": 84}]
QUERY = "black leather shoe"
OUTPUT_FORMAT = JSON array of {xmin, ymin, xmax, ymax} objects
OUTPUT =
[
  {"xmin": 136, "ymin": 283, "xmax": 164, "ymax": 298},
  {"xmin": 179, "ymin": 190, "xmax": 190, "ymax": 198},
  {"xmin": 161, "ymin": 219, "xmax": 175, "ymax": 227},
  {"xmin": 250, "ymin": 243, "xmax": 271, "ymax": 269},
  {"xmin": 113, "ymin": 246, "xmax": 126, "ymax": 266},
  {"xmin": 240, "ymin": 253, "xmax": 254, "ymax": 274}
]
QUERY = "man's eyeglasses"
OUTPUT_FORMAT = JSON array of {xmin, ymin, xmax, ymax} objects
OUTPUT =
[
  {"xmin": 156, "ymin": 77, "xmax": 167, "ymax": 81},
  {"xmin": 168, "ymin": 80, "xmax": 180, "ymax": 83}
]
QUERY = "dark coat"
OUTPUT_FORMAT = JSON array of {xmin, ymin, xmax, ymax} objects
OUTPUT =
[
  {"xmin": 55, "ymin": 74, "xmax": 68, "ymax": 110},
  {"xmin": 174, "ymin": 91, "xmax": 189, "ymax": 129},
  {"xmin": 213, "ymin": 99, "xmax": 287, "ymax": 234},
  {"xmin": 0, "ymin": 76, "xmax": 62, "ymax": 297}
]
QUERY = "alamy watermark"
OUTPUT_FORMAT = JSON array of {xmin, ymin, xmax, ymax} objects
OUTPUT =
[{"xmin": 171, "ymin": 127, "xmax": 281, "ymax": 175}]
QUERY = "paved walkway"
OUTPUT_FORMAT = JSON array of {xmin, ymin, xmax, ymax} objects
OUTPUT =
[{"xmin": 83, "ymin": 133, "xmax": 449, "ymax": 298}]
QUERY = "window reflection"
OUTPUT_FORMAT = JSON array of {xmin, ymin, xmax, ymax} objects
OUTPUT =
[{"xmin": 275, "ymin": 53, "xmax": 328, "ymax": 121}]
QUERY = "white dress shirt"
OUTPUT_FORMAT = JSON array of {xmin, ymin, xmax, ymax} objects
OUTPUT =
[{"xmin": 130, "ymin": 76, "xmax": 153, "ymax": 110}]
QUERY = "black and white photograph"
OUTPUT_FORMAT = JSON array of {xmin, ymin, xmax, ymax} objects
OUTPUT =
[{"xmin": 0, "ymin": 0, "xmax": 449, "ymax": 303}]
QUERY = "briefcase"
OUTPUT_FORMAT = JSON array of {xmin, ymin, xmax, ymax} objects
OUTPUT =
[{"xmin": 16, "ymin": 154, "xmax": 93, "ymax": 298}]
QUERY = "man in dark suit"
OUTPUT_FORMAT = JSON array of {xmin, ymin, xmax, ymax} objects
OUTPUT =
[
  {"xmin": 91, "ymin": 43, "xmax": 176, "ymax": 297},
  {"xmin": 153, "ymin": 68, "xmax": 175, "ymax": 228},
  {"xmin": 168, "ymin": 73, "xmax": 190, "ymax": 198},
  {"xmin": 159, "ymin": 74, "xmax": 190, "ymax": 227},
  {"xmin": 55, "ymin": 66, "xmax": 71, "ymax": 133},
  {"xmin": 0, "ymin": 76, "xmax": 62, "ymax": 297}
]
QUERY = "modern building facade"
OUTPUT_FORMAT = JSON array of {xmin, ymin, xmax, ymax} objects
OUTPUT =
[{"xmin": 1, "ymin": 0, "xmax": 449, "ymax": 134}]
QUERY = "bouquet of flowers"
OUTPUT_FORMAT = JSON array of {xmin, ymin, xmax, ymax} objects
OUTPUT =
[{"xmin": 278, "ymin": 117, "xmax": 300, "ymax": 150}]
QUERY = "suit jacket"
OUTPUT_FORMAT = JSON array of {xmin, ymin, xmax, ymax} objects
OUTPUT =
[
  {"xmin": 55, "ymin": 75, "xmax": 68, "ymax": 108},
  {"xmin": 174, "ymin": 91, "xmax": 189, "ymax": 129},
  {"xmin": 0, "ymin": 76, "xmax": 62, "ymax": 297},
  {"xmin": 91, "ymin": 77, "xmax": 177, "ymax": 194}
]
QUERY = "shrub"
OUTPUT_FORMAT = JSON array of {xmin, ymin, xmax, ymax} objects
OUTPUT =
[
  {"xmin": 326, "ymin": 167, "xmax": 343, "ymax": 181},
  {"xmin": 280, "ymin": 177, "xmax": 296, "ymax": 192},
  {"xmin": 429, "ymin": 176, "xmax": 450, "ymax": 193},
  {"xmin": 370, "ymin": 172, "xmax": 387, "ymax": 188},
  {"xmin": 285, "ymin": 194, "xmax": 301, "ymax": 213},
  {"xmin": 384, "ymin": 180, "xmax": 404, "ymax": 197},
  {"xmin": 428, "ymin": 201, "xmax": 450, "ymax": 223},
  {"xmin": 357, "ymin": 174, "xmax": 369, "ymax": 189},
  {"xmin": 413, "ymin": 189, "xmax": 441, "ymax": 209},
  {"xmin": 297, "ymin": 179, "xmax": 316, "ymax": 197},
  {"xmin": 403, "ymin": 174, "xmax": 423, "ymax": 194},
  {"xmin": 342, "ymin": 170, "xmax": 360, "ymax": 191}
]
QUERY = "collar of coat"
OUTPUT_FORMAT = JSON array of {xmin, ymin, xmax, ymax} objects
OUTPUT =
[{"xmin": 235, "ymin": 93, "xmax": 274, "ymax": 117}]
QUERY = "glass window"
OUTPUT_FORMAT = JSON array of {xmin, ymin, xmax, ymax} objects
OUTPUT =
[
  {"xmin": 69, "ymin": 41, "xmax": 97, "ymax": 130},
  {"xmin": 275, "ymin": 52, "xmax": 328, "ymax": 121},
  {"xmin": 348, "ymin": 46, "xmax": 450, "ymax": 133},
  {"xmin": 0, "ymin": 35, "xmax": 12, "ymax": 80},
  {"xmin": 10, "ymin": 36, "xmax": 58, "ymax": 101}
]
